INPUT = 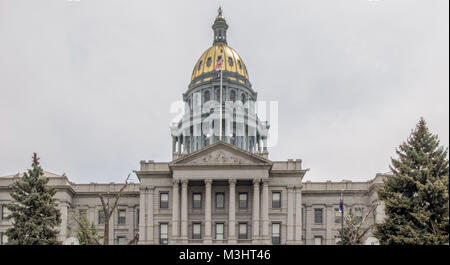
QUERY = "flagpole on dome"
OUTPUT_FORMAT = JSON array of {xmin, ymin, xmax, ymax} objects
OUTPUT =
[{"xmin": 340, "ymin": 190, "xmax": 344, "ymax": 235}]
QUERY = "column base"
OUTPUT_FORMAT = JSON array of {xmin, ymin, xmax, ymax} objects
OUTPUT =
[
  {"xmin": 228, "ymin": 238, "xmax": 237, "ymax": 244},
  {"xmin": 203, "ymin": 237, "xmax": 212, "ymax": 245}
]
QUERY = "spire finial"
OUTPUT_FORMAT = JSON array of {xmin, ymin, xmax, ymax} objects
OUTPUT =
[
  {"xmin": 212, "ymin": 6, "xmax": 228, "ymax": 44},
  {"xmin": 217, "ymin": 6, "xmax": 223, "ymax": 19}
]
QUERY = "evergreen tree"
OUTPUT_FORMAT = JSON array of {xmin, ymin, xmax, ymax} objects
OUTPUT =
[
  {"xmin": 5, "ymin": 153, "xmax": 62, "ymax": 245},
  {"xmin": 374, "ymin": 118, "xmax": 449, "ymax": 244}
]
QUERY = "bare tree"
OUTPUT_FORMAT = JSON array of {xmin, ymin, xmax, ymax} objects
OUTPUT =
[
  {"xmin": 73, "ymin": 174, "xmax": 139, "ymax": 245},
  {"xmin": 338, "ymin": 201, "xmax": 378, "ymax": 245}
]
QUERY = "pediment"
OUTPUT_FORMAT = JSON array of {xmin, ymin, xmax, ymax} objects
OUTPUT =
[{"xmin": 170, "ymin": 141, "xmax": 272, "ymax": 167}]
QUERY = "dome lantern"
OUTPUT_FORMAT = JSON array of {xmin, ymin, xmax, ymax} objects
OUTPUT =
[{"xmin": 212, "ymin": 6, "xmax": 228, "ymax": 45}]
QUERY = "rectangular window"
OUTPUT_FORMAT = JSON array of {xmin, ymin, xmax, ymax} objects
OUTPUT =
[
  {"xmin": 354, "ymin": 208, "xmax": 363, "ymax": 223},
  {"xmin": 272, "ymin": 192, "xmax": 281, "ymax": 208},
  {"xmin": 335, "ymin": 236, "xmax": 341, "ymax": 245},
  {"xmin": 335, "ymin": 208, "xmax": 341, "ymax": 224},
  {"xmin": 216, "ymin": 193, "xmax": 225, "ymax": 209},
  {"xmin": 314, "ymin": 208, "xmax": 323, "ymax": 224},
  {"xmin": 193, "ymin": 193, "xmax": 202, "ymax": 209},
  {"xmin": 314, "ymin": 236, "xmax": 322, "ymax": 245},
  {"xmin": 116, "ymin": 236, "xmax": 126, "ymax": 245},
  {"xmin": 0, "ymin": 205, "xmax": 3, "ymax": 220},
  {"xmin": 192, "ymin": 223, "xmax": 202, "ymax": 239},
  {"xmin": 160, "ymin": 192, "xmax": 169, "ymax": 209},
  {"xmin": 238, "ymin": 223, "xmax": 248, "ymax": 239},
  {"xmin": 118, "ymin": 209, "xmax": 126, "ymax": 225},
  {"xmin": 272, "ymin": 223, "xmax": 281, "ymax": 244},
  {"xmin": 79, "ymin": 209, "xmax": 87, "ymax": 220},
  {"xmin": 160, "ymin": 223, "xmax": 168, "ymax": 245},
  {"xmin": 0, "ymin": 232, "xmax": 2, "ymax": 245},
  {"xmin": 239, "ymin": 193, "xmax": 248, "ymax": 209},
  {"xmin": 136, "ymin": 209, "xmax": 140, "ymax": 225},
  {"xmin": 98, "ymin": 210, "xmax": 105, "ymax": 225},
  {"xmin": 216, "ymin": 223, "xmax": 224, "ymax": 240}
]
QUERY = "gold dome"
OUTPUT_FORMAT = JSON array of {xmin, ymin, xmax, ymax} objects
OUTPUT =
[{"xmin": 191, "ymin": 44, "xmax": 249, "ymax": 81}]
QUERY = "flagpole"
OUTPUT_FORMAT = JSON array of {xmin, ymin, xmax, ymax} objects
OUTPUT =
[
  {"xmin": 219, "ymin": 63, "xmax": 223, "ymax": 141},
  {"xmin": 341, "ymin": 191, "xmax": 344, "ymax": 235}
]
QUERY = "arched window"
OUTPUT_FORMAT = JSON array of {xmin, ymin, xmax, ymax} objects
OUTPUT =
[
  {"xmin": 204, "ymin": 90, "xmax": 210, "ymax": 102},
  {"xmin": 197, "ymin": 60, "xmax": 203, "ymax": 71},
  {"xmin": 230, "ymin": 90, "xmax": 236, "ymax": 103},
  {"xmin": 241, "ymin": 93, "xmax": 246, "ymax": 104},
  {"xmin": 206, "ymin": 57, "xmax": 212, "ymax": 67}
]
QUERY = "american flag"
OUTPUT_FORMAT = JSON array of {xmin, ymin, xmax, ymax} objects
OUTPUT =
[
  {"xmin": 216, "ymin": 55, "xmax": 223, "ymax": 77},
  {"xmin": 339, "ymin": 193, "xmax": 343, "ymax": 213}
]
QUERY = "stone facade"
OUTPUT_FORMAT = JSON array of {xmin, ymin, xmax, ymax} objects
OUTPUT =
[{"xmin": 0, "ymin": 142, "xmax": 387, "ymax": 245}]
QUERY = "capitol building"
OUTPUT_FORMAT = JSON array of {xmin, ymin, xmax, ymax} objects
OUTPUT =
[{"xmin": 0, "ymin": 9, "xmax": 388, "ymax": 245}]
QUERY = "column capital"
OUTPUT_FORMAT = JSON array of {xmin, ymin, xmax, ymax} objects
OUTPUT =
[
  {"xmin": 228, "ymin": 178, "xmax": 237, "ymax": 185},
  {"xmin": 295, "ymin": 184, "xmax": 303, "ymax": 190},
  {"xmin": 287, "ymin": 184, "xmax": 295, "ymax": 190},
  {"xmin": 204, "ymin": 179, "xmax": 213, "ymax": 185},
  {"xmin": 262, "ymin": 179, "xmax": 270, "ymax": 185},
  {"xmin": 141, "ymin": 185, "xmax": 154, "ymax": 191},
  {"xmin": 173, "ymin": 179, "xmax": 180, "ymax": 185},
  {"xmin": 252, "ymin": 178, "xmax": 261, "ymax": 185},
  {"xmin": 181, "ymin": 179, "xmax": 189, "ymax": 185}
]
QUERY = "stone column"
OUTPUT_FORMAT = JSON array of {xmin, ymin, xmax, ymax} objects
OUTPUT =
[
  {"xmin": 177, "ymin": 136, "xmax": 181, "ymax": 154},
  {"xmin": 286, "ymin": 185, "xmax": 295, "ymax": 244},
  {"xmin": 228, "ymin": 179, "xmax": 237, "ymax": 244},
  {"xmin": 295, "ymin": 184, "xmax": 303, "ymax": 244},
  {"xmin": 171, "ymin": 179, "xmax": 180, "ymax": 243},
  {"xmin": 204, "ymin": 179, "xmax": 213, "ymax": 244},
  {"xmin": 326, "ymin": 205, "xmax": 333, "ymax": 245},
  {"xmin": 252, "ymin": 179, "xmax": 261, "ymax": 243},
  {"xmin": 172, "ymin": 136, "xmax": 176, "ymax": 153},
  {"xmin": 305, "ymin": 205, "xmax": 313, "ymax": 245},
  {"xmin": 261, "ymin": 179, "xmax": 270, "ymax": 243},
  {"xmin": 180, "ymin": 180, "xmax": 189, "ymax": 243},
  {"xmin": 146, "ymin": 186, "xmax": 154, "ymax": 244},
  {"xmin": 58, "ymin": 201, "xmax": 69, "ymax": 243},
  {"xmin": 138, "ymin": 187, "xmax": 147, "ymax": 244}
]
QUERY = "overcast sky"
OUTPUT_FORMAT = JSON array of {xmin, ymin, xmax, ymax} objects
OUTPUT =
[{"xmin": 0, "ymin": 0, "xmax": 448, "ymax": 184}]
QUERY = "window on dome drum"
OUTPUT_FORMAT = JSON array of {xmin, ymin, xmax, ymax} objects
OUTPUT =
[
  {"xmin": 314, "ymin": 208, "xmax": 323, "ymax": 224},
  {"xmin": 272, "ymin": 192, "xmax": 281, "ymax": 208},
  {"xmin": 314, "ymin": 236, "xmax": 323, "ymax": 245},
  {"xmin": 98, "ymin": 210, "xmax": 105, "ymax": 225},
  {"xmin": 118, "ymin": 209, "xmax": 126, "ymax": 225},
  {"xmin": 204, "ymin": 90, "xmax": 210, "ymax": 102},
  {"xmin": 160, "ymin": 192, "xmax": 169, "ymax": 209},
  {"xmin": 241, "ymin": 93, "xmax": 246, "ymax": 104},
  {"xmin": 216, "ymin": 223, "xmax": 224, "ymax": 240},
  {"xmin": 334, "ymin": 208, "xmax": 341, "ymax": 223},
  {"xmin": 197, "ymin": 60, "xmax": 202, "ymax": 71},
  {"xmin": 160, "ymin": 223, "xmax": 168, "ymax": 245},
  {"xmin": 230, "ymin": 90, "xmax": 236, "ymax": 102},
  {"xmin": 192, "ymin": 223, "xmax": 202, "ymax": 239},
  {"xmin": 238, "ymin": 223, "xmax": 248, "ymax": 239},
  {"xmin": 228, "ymin": 57, "xmax": 234, "ymax": 67},
  {"xmin": 216, "ymin": 192, "xmax": 225, "ymax": 209},
  {"xmin": 206, "ymin": 57, "xmax": 212, "ymax": 67},
  {"xmin": 193, "ymin": 193, "xmax": 202, "ymax": 209},
  {"xmin": 239, "ymin": 193, "xmax": 248, "ymax": 209},
  {"xmin": 237, "ymin": 60, "xmax": 242, "ymax": 69},
  {"xmin": 272, "ymin": 223, "xmax": 281, "ymax": 244}
]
